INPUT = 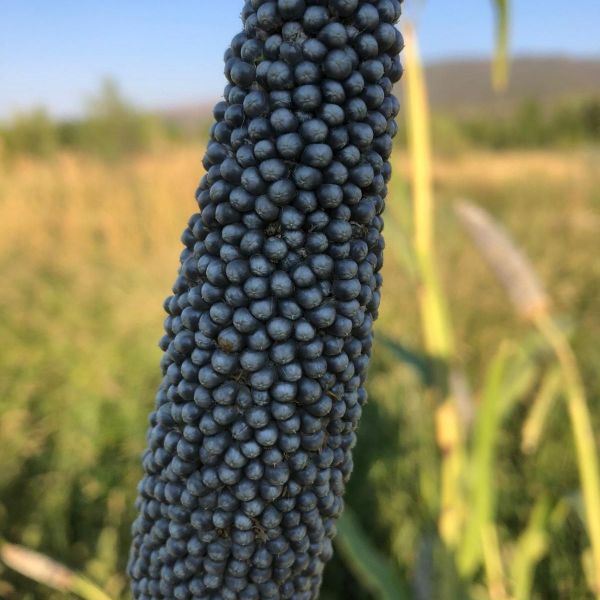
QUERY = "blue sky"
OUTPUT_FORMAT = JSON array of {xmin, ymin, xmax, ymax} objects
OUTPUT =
[{"xmin": 1, "ymin": 1, "xmax": 598, "ymax": 118}]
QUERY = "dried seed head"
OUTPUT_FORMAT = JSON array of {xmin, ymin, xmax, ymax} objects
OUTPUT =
[{"xmin": 455, "ymin": 200, "xmax": 549, "ymax": 320}]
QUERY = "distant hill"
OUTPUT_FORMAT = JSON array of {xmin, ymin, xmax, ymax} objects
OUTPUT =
[
  {"xmin": 422, "ymin": 55, "xmax": 600, "ymax": 114},
  {"xmin": 162, "ymin": 55, "xmax": 600, "ymax": 128}
]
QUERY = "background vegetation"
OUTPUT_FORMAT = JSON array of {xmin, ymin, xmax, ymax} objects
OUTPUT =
[
  {"xmin": 1, "ymin": 18, "xmax": 600, "ymax": 600},
  {"xmin": 2, "ymin": 79, "xmax": 598, "ymax": 161}
]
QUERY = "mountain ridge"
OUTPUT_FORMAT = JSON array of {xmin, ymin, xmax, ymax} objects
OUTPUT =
[{"xmin": 423, "ymin": 55, "xmax": 600, "ymax": 114}]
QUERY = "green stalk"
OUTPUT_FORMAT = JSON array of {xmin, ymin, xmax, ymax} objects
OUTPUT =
[
  {"xmin": 533, "ymin": 314, "xmax": 600, "ymax": 598},
  {"xmin": 481, "ymin": 523, "xmax": 510, "ymax": 600},
  {"xmin": 404, "ymin": 28, "xmax": 471, "ymax": 581},
  {"xmin": 403, "ymin": 24, "xmax": 454, "ymax": 362},
  {"xmin": 458, "ymin": 344, "xmax": 511, "ymax": 577},
  {"xmin": 335, "ymin": 508, "xmax": 409, "ymax": 600},
  {"xmin": 436, "ymin": 400, "xmax": 467, "ymax": 548},
  {"xmin": 521, "ymin": 367, "xmax": 561, "ymax": 454},
  {"xmin": 511, "ymin": 499, "xmax": 549, "ymax": 600},
  {"xmin": 491, "ymin": 0, "xmax": 510, "ymax": 92}
]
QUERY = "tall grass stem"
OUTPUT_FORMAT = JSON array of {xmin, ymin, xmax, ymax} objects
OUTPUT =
[
  {"xmin": 491, "ymin": 0, "xmax": 510, "ymax": 92},
  {"xmin": 533, "ymin": 314, "xmax": 600, "ymax": 598},
  {"xmin": 403, "ymin": 24, "xmax": 455, "ymax": 361},
  {"xmin": 0, "ymin": 542, "xmax": 113, "ymax": 600}
]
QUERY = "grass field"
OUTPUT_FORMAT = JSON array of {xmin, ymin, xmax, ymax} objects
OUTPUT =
[{"xmin": 0, "ymin": 145, "xmax": 599, "ymax": 598}]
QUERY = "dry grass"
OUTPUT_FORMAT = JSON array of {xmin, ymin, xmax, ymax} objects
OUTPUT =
[
  {"xmin": 0, "ymin": 148, "xmax": 197, "ymax": 269},
  {"xmin": 1, "ymin": 145, "xmax": 598, "ymax": 356},
  {"xmin": 2, "ymin": 146, "xmax": 596, "ymax": 256}
]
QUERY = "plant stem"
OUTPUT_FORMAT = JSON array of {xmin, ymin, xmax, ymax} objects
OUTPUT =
[
  {"xmin": 511, "ymin": 499, "xmax": 549, "ymax": 600},
  {"xmin": 0, "ymin": 542, "xmax": 113, "ymax": 600},
  {"xmin": 481, "ymin": 523, "xmax": 510, "ymax": 600},
  {"xmin": 534, "ymin": 314, "xmax": 600, "ymax": 598},
  {"xmin": 403, "ymin": 24, "xmax": 454, "ymax": 362},
  {"xmin": 491, "ymin": 0, "xmax": 510, "ymax": 92},
  {"xmin": 404, "ymin": 28, "xmax": 471, "ymax": 583},
  {"xmin": 458, "ymin": 343, "xmax": 510, "ymax": 577}
]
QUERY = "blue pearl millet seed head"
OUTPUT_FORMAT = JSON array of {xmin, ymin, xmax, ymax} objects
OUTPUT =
[{"xmin": 129, "ymin": 1, "xmax": 402, "ymax": 598}]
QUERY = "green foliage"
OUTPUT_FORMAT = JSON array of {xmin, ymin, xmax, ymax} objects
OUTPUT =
[
  {"xmin": 76, "ymin": 80, "xmax": 167, "ymax": 159},
  {"xmin": 335, "ymin": 508, "xmax": 409, "ymax": 600},
  {"xmin": 459, "ymin": 97, "xmax": 600, "ymax": 149},
  {"xmin": 0, "ymin": 263, "xmax": 154, "ymax": 598},
  {"xmin": 1, "ymin": 109, "xmax": 59, "ymax": 158},
  {"xmin": 0, "ymin": 79, "xmax": 200, "ymax": 162},
  {"xmin": 1, "ymin": 81, "xmax": 598, "ymax": 164},
  {"xmin": 391, "ymin": 96, "xmax": 600, "ymax": 155}
]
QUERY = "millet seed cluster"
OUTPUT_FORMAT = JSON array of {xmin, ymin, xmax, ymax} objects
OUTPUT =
[{"xmin": 129, "ymin": 1, "xmax": 403, "ymax": 598}]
